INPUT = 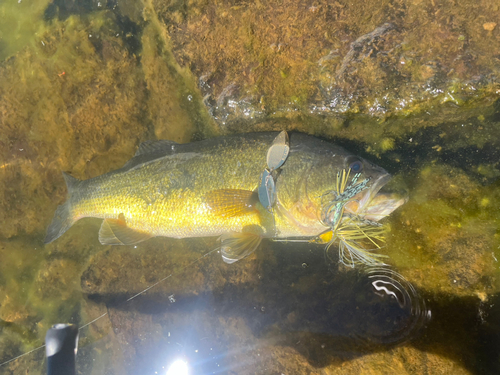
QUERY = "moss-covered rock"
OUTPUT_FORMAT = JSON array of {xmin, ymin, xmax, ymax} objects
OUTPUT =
[
  {"xmin": 154, "ymin": 0, "xmax": 500, "ymax": 128},
  {"xmin": 384, "ymin": 164, "xmax": 500, "ymax": 297},
  {"xmin": 0, "ymin": 12, "xmax": 148, "ymax": 238}
]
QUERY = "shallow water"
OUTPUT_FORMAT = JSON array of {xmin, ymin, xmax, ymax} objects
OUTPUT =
[{"xmin": 1, "ymin": 0, "xmax": 500, "ymax": 374}]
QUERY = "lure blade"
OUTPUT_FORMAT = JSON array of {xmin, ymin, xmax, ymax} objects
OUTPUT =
[
  {"xmin": 258, "ymin": 169, "xmax": 276, "ymax": 211},
  {"xmin": 266, "ymin": 131, "xmax": 290, "ymax": 170}
]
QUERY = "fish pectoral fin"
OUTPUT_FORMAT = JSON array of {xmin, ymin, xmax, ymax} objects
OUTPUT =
[
  {"xmin": 220, "ymin": 232, "xmax": 262, "ymax": 264},
  {"xmin": 205, "ymin": 189, "xmax": 259, "ymax": 218},
  {"xmin": 99, "ymin": 216, "xmax": 152, "ymax": 245}
]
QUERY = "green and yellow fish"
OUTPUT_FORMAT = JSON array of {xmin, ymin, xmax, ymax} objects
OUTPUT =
[{"xmin": 45, "ymin": 132, "xmax": 406, "ymax": 265}]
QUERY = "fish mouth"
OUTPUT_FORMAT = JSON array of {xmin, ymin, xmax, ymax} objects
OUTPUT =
[{"xmin": 346, "ymin": 173, "xmax": 407, "ymax": 222}]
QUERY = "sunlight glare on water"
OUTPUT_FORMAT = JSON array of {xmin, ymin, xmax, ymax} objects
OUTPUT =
[{"xmin": 166, "ymin": 359, "xmax": 189, "ymax": 375}]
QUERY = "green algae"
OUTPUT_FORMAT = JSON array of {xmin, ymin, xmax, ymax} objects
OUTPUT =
[
  {"xmin": 383, "ymin": 164, "xmax": 499, "ymax": 297},
  {"xmin": 0, "ymin": 0, "xmax": 52, "ymax": 61},
  {"xmin": 140, "ymin": 19, "xmax": 219, "ymax": 142},
  {"xmin": 155, "ymin": 0, "xmax": 500, "ymax": 129},
  {"xmin": 0, "ymin": 13, "xmax": 147, "ymax": 239}
]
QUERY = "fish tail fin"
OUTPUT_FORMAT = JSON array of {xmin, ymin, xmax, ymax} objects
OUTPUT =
[{"xmin": 44, "ymin": 172, "xmax": 80, "ymax": 244}]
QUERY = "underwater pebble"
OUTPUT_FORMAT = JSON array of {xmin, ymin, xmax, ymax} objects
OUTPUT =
[{"xmin": 483, "ymin": 22, "xmax": 497, "ymax": 31}]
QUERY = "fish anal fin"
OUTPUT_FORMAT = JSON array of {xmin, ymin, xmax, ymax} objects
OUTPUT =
[
  {"xmin": 205, "ymin": 189, "xmax": 259, "ymax": 218},
  {"xmin": 99, "ymin": 214, "xmax": 152, "ymax": 245},
  {"xmin": 220, "ymin": 232, "xmax": 262, "ymax": 264}
]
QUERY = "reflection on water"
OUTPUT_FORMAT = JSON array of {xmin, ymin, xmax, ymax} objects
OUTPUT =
[
  {"xmin": 73, "ymin": 243, "xmax": 432, "ymax": 374},
  {"xmin": 0, "ymin": 239, "xmax": 433, "ymax": 373},
  {"xmin": 364, "ymin": 267, "xmax": 430, "ymax": 345}
]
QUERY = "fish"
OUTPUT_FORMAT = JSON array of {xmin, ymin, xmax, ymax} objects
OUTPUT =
[{"xmin": 44, "ymin": 132, "xmax": 406, "ymax": 265}]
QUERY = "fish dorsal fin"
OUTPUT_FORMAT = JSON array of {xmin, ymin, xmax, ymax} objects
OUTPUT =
[
  {"xmin": 205, "ymin": 189, "xmax": 259, "ymax": 218},
  {"xmin": 99, "ymin": 214, "xmax": 153, "ymax": 245},
  {"xmin": 121, "ymin": 140, "xmax": 180, "ymax": 170},
  {"xmin": 219, "ymin": 232, "xmax": 262, "ymax": 264},
  {"xmin": 135, "ymin": 140, "xmax": 179, "ymax": 157}
]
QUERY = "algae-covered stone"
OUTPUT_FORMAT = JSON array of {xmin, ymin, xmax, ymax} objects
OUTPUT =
[
  {"xmin": 0, "ymin": 12, "xmax": 147, "ymax": 238},
  {"xmin": 82, "ymin": 242, "xmax": 486, "ymax": 374},
  {"xmin": 80, "ymin": 237, "xmax": 264, "ymax": 299},
  {"xmin": 141, "ymin": 21, "xmax": 219, "ymax": 143},
  {"xmin": 384, "ymin": 164, "xmax": 499, "ymax": 297},
  {"xmin": 154, "ymin": 0, "xmax": 500, "ymax": 128},
  {"xmin": 0, "ymin": 0, "xmax": 52, "ymax": 60}
]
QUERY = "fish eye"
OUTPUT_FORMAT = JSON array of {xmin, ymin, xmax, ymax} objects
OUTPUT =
[{"xmin": 349, "ymin": 160, "xmax": 363, "ymax": 173}]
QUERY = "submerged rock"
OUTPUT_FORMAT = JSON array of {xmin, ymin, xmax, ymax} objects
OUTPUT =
[
  {"xmin": 155, "ymin": 0, "xmax": 500, "ymax": 127},
  {"xmin": 384, "ymin": 164, "xmax": 500, "ymax": 297}
]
